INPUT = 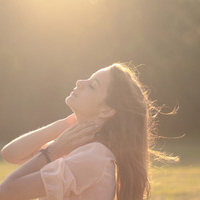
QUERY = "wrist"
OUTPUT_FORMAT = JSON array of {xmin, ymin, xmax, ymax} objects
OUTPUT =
[
  {"xmin": 45, "ymin": 142, "xmax": 59, "ymax": 161},
  {"xmin": 39, "ymin": 148, "xmax": 51, "ymax": 163},
  {"xmin": 46, "ymin": 141, "xmax": 71, "ymax": 161}
]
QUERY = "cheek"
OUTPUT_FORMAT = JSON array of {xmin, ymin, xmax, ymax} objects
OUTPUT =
[
  {"xmin": 80, "ymin": 92, "xmax": 105, "ymax": 111},
  {"xmin": 82, "ymin": 94, "xmax": 102, "ymax": 107}
]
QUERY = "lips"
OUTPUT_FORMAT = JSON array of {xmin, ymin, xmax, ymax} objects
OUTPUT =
[{"xmin": 71, "ymin": 89, "xmax": 78, "ymax": 97}]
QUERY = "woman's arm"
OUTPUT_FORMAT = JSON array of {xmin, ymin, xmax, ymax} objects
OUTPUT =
[
  {"xmin": 0, "ymin": 152, "xmax": 49, "ymax": 200},
  {"xmin": 0, "ymin": 122, "xmax": 99, "ymax": 200},
  {"xmin": 1, "ymin": 114, "xmax": 76, "ymax": 164}
]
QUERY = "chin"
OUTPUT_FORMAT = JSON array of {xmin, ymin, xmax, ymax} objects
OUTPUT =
[
  {"xmin": 65, "ymin": 96, "xmax": 75, "ymax": 111},
  {"xmin": 65, "ymin": 96, "xmax": 72, "ymax": 105}
]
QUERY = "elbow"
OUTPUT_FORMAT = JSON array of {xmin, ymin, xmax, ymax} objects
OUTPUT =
[
  {"xmin": 1, "ymin": 147, "xmax": 17, "ymax": 164},
  {"xmin": 1, "ymin": 148, "xmax": 29, "ymax": 165},
  {"xmin": 1, "ymin": 147, "xmax": 10, "ymax": 163},
  {"xmin": 1, "ymin": 147, "xmax": 9, "ymax": 161}
]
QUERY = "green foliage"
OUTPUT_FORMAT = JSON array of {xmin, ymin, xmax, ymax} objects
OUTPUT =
[{"xmin": 0, "ymin": 0, "xmax": 200, "ymax": 141}]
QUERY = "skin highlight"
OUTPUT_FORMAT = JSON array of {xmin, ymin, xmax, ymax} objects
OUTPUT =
[
  {"xmin": 0, "ymin": 63, "xmax": 177, "ymax": 200},
  {"xmin": 66, "ymin": 68, "xmax": 115, "ymax": 126}
]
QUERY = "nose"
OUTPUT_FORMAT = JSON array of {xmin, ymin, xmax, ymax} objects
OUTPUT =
[{"xmin": 76, "ymin": 79, "xmax": 85, "ymax": 89}]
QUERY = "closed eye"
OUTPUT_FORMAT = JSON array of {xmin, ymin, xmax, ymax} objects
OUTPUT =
[{"xmin": 89, "ymin": 84, "xmax": 94, "ymax": 89}]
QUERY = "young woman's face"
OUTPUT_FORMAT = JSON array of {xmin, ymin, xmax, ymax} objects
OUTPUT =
[{"xmin": 65, "ymin": 68, "xmax": 111, "ymax": 120}]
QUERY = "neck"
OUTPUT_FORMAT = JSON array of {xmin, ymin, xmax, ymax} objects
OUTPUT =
[{"xmin": 74, "ymin": 113, "xmax": 104, "ymax": 126}]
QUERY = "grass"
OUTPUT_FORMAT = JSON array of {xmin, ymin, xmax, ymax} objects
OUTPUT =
[
  {"xmin": 150, "ymin": 165, "xmax": 200, "ymax": 199},
  {"xmin": 1, "ymin": 162, "xmax": 199, "ymax": 199},
  {"xmin": 0, "ymin": 161, "xmax": 18, "ymax": 183},
  {"xmin": 0, "ymin": 135, "xmax": 200, "ymax": 199}
]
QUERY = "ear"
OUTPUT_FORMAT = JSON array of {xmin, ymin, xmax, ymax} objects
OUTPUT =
[{"xmin": 99, "ymin": 107, "xmax": 115, "ymax": 119}]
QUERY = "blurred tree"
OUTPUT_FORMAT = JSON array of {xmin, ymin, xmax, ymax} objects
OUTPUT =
[{"xmin": 0, "ymin": 0, "xmax": 200, "ymax": 142}]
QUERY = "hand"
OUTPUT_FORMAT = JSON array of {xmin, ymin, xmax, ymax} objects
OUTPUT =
[{"xmin": 47, "ymin": 122, "xmax": 100, "ymax": 161}]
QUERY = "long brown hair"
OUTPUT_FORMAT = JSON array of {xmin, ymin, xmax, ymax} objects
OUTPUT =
[{"xmin": 95, "ymin": 63, "xmax": 161, "ymax": 200}]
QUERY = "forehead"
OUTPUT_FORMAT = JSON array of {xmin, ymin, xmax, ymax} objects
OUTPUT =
[{"xmin": 91, "ymin": 68, "xmax": 111, "ymax": 87}]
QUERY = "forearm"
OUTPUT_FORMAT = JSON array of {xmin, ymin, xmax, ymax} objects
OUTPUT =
[
  {"xmin": 1, "ymin": 114, "xmax": 76, "ymax": 164},
  {"xmin": 0, "ymin": 121, "xmax": 98, "ymax": 200},
  {"xmin": 0, "ymin": 152, "xmax": 48, "ymax": 200},
  {"xmin": 0, "ymin": 139, "xmax": 73, "ymax": 200}
]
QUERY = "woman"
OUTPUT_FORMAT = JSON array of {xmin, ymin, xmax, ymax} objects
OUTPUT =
[{"xmin": 0, "ymin": 63, "xmax": 153, "ymax": 200}]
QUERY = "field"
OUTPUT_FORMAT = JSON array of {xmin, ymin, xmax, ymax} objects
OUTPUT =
[
  {"xmin": 0, "ymin": 135, "xmax": 200, "ymax": 199},
  {"xmin": 150, "ymin": 166, "xmax": 200, "ymax": 199}
]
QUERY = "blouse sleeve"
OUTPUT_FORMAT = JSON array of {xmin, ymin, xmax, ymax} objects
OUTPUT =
[{"xmin": 40, "ymin": 143, "xmax": 110, "ymax": 200}]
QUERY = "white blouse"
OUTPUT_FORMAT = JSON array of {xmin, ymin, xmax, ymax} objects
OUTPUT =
[{"xmin": 39, "ymin": 142, "xmax": 116, "ymax": 200}]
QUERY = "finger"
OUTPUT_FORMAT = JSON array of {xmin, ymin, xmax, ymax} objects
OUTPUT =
[
  {"xmin": 72, "ymin": 121, "xmax": 98, "ymax": 133},
  {"xmin": 63, "ymin": 122, "xmax": 99, "ymax": 142},
  {"xmin": 66, "ymin": 121, "xmax": 91, "ymax": 132},
  {"xmin": 75, "ymin": 124, "xmax": 100, "ymax": 137}
]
